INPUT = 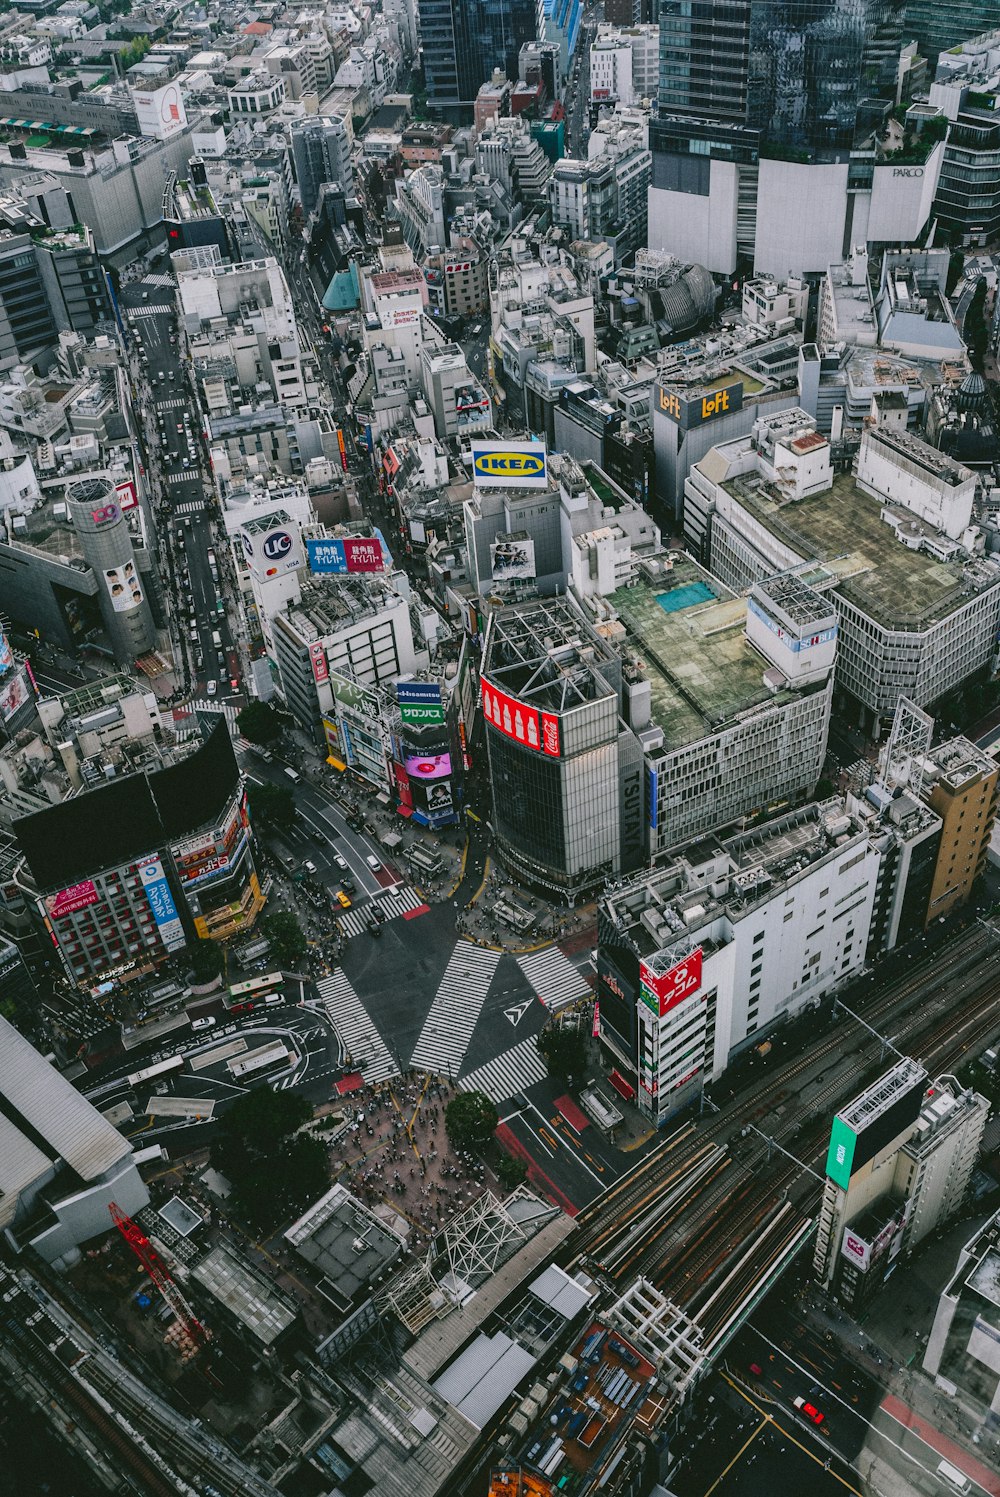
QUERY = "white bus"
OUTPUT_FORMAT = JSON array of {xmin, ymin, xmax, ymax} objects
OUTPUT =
[
  {"xmin": 937, "ymin": 1460, "xmax": 971, "ymax": 1494},
  {"xmin": 228, "ymin": 1042, "xmax": 291, "ymax": 1079},
  {"xmin": 126, "ymin": 1056, "xmax": 183, "ymax": 1089}
]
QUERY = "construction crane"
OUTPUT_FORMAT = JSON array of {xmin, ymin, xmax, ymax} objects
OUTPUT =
[{"xmin": 109, "ymin": 1202, "xmax": 210, "ymax": 1356}]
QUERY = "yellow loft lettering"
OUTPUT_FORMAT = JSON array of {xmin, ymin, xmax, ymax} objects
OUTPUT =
[
  {"xmin": 701, "ymin": 388, "xmax": 732, "ymax": 421},
  {"xmin": 658, "ymin": 388, "xmax": 682, "ymax": 419}
]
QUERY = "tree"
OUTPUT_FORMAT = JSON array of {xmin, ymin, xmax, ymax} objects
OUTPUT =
[
  {"xmin": 536, "ymin": 1025, "xmax": 588, "ymax": 1084},
  {"xmin": 189, "ymin": 939, "xmax": 225, "ymax": 984},
  {"xmin": 211, "ymin": 1088, "xmax": 325, "ymax": 1228},
  {"xmin": 263, "ymin": 911, "xmax": 307, "ymax": 968},
  {"xmin": 495, "ymin": 1152, "xmax": 527, "ymax": 1191},
  {"xmin": 249, "ymin": 781, "xmax": 296, "ymax": 830},
  {"xmin": 445, "ymin": 1091, "xmax": 498, "ymax": 1152},
  {"xmin": 237, "ymin": 701, "xmax": 283, "ymax": 745}
]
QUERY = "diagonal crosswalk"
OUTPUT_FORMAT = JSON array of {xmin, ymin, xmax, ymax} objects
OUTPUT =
[
  {"xmin": 335, "ymin": 886, "xmax": 427, "ymax": 939},
  {"xmin": 316, "ymin": 970, "xmax": 398, "ymax": 1084},
  {"xmin": 459, "ymin": 1035, "xmax": 547, "ymax": 1104},
  {"xmin": 517, "ymin": 947, "xmax": 592, "ymax": 1014},
  {"xmin": 409, "ymin": 941, "xmax": 501, "ymax": 1079}
]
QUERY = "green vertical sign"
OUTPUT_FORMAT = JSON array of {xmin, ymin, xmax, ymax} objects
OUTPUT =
[{"xmin": 825, "ymin": 1116, "xmax": 857, "ymax": 1189}]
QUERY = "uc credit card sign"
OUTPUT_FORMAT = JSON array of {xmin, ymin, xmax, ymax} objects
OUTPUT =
[{"xmin": 471, "ymin": 440, "xmax": 548, "ymax": 488}]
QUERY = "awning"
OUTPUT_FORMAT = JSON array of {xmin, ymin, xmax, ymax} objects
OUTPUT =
[
  {"xmin": 326, "ymin": 756, "xmax": 346, "ymax": 771},
  {"xmin": 608, "ymin": 1069, "xmax": 635, "ymax": 1102},
  {"xmin": 396, "ymin": 804, "xmax": 413, "ymax": 818},
  {"xmin": 335, "ymin": 1072, "xmax": 363, "ymax": 1095},
  {"xmin": 376, "ymin": 791, "xmax": 391, "ymax": 805}
]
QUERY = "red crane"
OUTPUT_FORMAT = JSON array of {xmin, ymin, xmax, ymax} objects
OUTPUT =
[{"xmin": 109, "ymin": 1202, "xmax": 210, "ymax": 1351}]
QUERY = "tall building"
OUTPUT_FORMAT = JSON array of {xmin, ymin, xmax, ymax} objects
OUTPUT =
[
  {"xmin": 419, "ymin": 0, "xmax": 537, "ymax": 119},
  {"xmin": 814, "ymin": 1063, "xmax": 988, "ymax": 1312},
  {"xmin": 291, "ymin": 116, "xmax": 355, "ymax": 218},
  {"xmin": 649, "ymin": 0, "xmax": 947, "ymax": 276},
  {"xmin": 906, "ymin": 1, "xmax": 998, "ymax": 66},
  {"xmin": 922, "ymin": 737, "xmax": 1000, "ymax": 924}
]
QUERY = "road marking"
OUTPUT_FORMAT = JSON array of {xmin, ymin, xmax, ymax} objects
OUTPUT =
[{"xmin": 505, "ymin": 999, "xmax": 533, "ymax": 1026}]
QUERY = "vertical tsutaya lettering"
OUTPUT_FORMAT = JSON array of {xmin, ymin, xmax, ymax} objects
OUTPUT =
[{"xmin": 621, "ymin": 765, "xmax": 641, "ymax": 850}]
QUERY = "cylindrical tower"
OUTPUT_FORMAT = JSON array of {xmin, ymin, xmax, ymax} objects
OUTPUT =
[{"xmin": 66, "ymin": 478, "xmax": 156, "ymax": 663}]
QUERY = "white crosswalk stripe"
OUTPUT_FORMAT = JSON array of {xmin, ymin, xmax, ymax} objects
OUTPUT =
[
  {"xmin": 409, "ymin": 942, "xmax": 501, "ymax": 1079},
  {"xmin": 126, "ymin": 303, "xmax": 174, "ymax": 317},
  {"xmin": 517, "ymin": 947, "xmax": 592, "ymax": 1014},
  {"xmin": 334, "ymin": 885, "xmax": 425, "ymax": 939},
  {"xmin": 167, "ymin": 471, "xmax": 201, "ymax": 486},
  {"xmin": 172, "ymin": 500, "xmax": 206, "ymax": 515},
  {"xmin": 145, "ymin": 273, "xmax": 175, "ymax": 288},
  {"xmin": 315, "ymin": 971, "xmax": 398, "ymax": 1084},
  {"xmin": 155, "ymin": 396, "xmax": 186, "ymax": 410},
  {"xmin": 459, "ymin": 1035, "xmax": 547, "ymax": 1104}
]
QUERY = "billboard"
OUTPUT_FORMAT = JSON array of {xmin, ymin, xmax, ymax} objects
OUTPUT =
[
  {"xmin": 0, "ymin": 670, "xmax": 27, "ymax": 722},
  {"xmin": 103, "ymin": 562, "xmax": 143, "ymax": 613},
  {"xmin": 397, "ymin": 681, "xmax": 445, "ymax": 727},
  {"xmin": 132, "ymin": 81, "xmax": 187, "ymax": 140},
  {"xmin": 490, "ymin": 536, "xmax": 535, "ymax": 581},
  {"xmin": 825, "ymin": 1115, "xmax": 858, "ymax": 1190},
  {"xmin": 471, "ymin": 440, "xmax": 548, "ymax": 488},
  {"xmin": 481, "ymin": 676, "xmax": 560, "ymax": 757},
  {"xmin": 243, "ymin": 525, "xmax": 303, "ymax": 579},
  {"xmin": 309, "ymin": 642, "xmax": 329, "ymax": 685},
  {"xmin": 656, "ymin": 379, "xmax": 744, "ymax": 432},
  {"xmin": 639, "ymin": 951, "xmax": 703, "ymax": 1017},
  {"xmin": 307, "ymin": 535, "xmax": 388, "ymax": 575},
  {"xmin": 404, "ymin": 752, "xmax": 452, "ymax": 781},
  {"xmin": 647, "ymin": 766, "xmax": 658, "ymax": 830},
  {"xmin": 46, "ymin": 880, "xmax": 99, "ymax": 919},
  {"xmin": 840, "ymin": 1226, "xmax": 871, "ymax": 1272},
  {"xmin": 115, "ymin": 479, "xmax": 139, "ymax": 512},
  {"xmin": 138, "ymin": 858, "xmax": 186, "ymax": 951}
]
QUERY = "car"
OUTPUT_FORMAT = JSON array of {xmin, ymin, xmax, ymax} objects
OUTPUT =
[
  {"xmin": 304, "ymin": 860, "xmax": 318, "ymax": 874},
  {"xmin": 231, "ymin": 1000, "xmax": 255, "ymax": 1013},
  {"xmin": 191, "ymin": 1016, "xmax": 216, "ymax": 1031},
  {"xmin": 340, "ymin": 875, "xmax": 356, "ymax": 892},
  {"xmin": 366, "ymin": 854, "xmax": 381, "ymax": 871},
  {"xmin": 188, "ymin": 628, "xmax": 197, "ymax": 642},
  {"xmin": 230, "ymin": 677, "xmax": 239, "ymax": 690},
  {"xmin": 206, "ymin": 680, "xmax": 217, "ymax": 696},
  {"xmin": 749, "ymin": 1363, "xmax": 763, "ymax": 1376},
  {"xmin": 472, "ymin": 324, "xmax": 482, "ymax": 335},
  {"xmin": 336, "ymin": 890, "xmax": 352, "ymax": 908},
  {"xmin": 333, "ymin": 853, "xmax": 349, "ymax": 872},
  {"xmin": 793, "ymin": 1397, "xmax": 824, "ymax": 1425}
]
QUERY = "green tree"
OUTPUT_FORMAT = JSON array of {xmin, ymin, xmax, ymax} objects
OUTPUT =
[
  {"xmin": 445, "ymin": 1091, "xmax": 498, "ymax": 1152},
  {"xmin": 236, "ymin": 700, "xmax": 283, "ymax": 744},
  {"xmin": 249, "ymin": 780, "xmax": 296, "ymax": 830},
  {"xmin": 211, "ymin": 1088, "xmax": 325, "ymax": 1228},
  {"xmin": 188, "ymin": 939, "xmax": 225, "ymax": 984},
  {"xmin": 495, "ymin": 1152, "xmax": 528, "ymax": 1191},
  {"xmin": 536, "ymin": 1025, "xmax": 588, "ymax": 1084},
  {"xmin": 263, "ymin": 911, "xmax": 307, "ymax": 968}
]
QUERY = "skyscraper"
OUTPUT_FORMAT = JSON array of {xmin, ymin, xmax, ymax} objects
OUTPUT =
[
  {"xmin": 419, "ymin": 0, "xmax": 537, "ymax": 118},
  {"xmin": 290, "ymin": 116, "xmax": 354, "ymax": 218},
  {"xmin": 649, "ymin": 0, "xmax": 945, "ymax": 277},
  {"xmin": 904, "ymin": 0, "xmax": 998, "ymax": 67}
]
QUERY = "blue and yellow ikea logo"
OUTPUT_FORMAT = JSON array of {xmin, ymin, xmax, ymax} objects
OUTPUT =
[{"xmin": 472, "ymin": 446, "xmax": 547, "ymax": 484}]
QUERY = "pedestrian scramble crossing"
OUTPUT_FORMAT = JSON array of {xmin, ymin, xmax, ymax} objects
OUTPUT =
[
  {"xmin": 409, "ymin": 941, "xmax": 502, "ymax": 1080},
  {"xmin": 315, "ymin": 971, "xmax": 398, "ymax": 1084},
  {"xmin": 517, "ymin": 947, "xmax": 592, "ymax": 1014},
  {"xmin": 459, "ymin": 1035, "xmax": 547, "ymax": 1104},
  {"xmin": 336, "ymin": 884, "xmax": 426, "ymax": 939}
]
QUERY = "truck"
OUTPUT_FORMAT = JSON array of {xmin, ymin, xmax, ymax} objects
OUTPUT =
[{"xmin": 211, "ymin": 630, "xmax": 222, "ymax": 648}]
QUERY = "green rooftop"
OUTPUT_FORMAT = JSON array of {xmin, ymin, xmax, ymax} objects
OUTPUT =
[
  {"xmin": 609, "ymin": 557, "xmax": 803, "ymax": 750},
  {"xmin": 720, "ymin": 467, "xmax": 989, "ymax": 630}
]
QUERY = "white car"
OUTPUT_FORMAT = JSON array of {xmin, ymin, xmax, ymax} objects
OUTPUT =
[
  {"xmin": 206, "ymin": 680, "xmax": 217, "ymax": 696},
  {"xmin": 366, "ymin": 854, "xmax": 381, "ymax": 871}
]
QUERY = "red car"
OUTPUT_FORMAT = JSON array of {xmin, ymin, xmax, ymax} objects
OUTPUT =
[{"xmin": 793, "ymin": 1397, "xmax": 824, "ymax": 1425}]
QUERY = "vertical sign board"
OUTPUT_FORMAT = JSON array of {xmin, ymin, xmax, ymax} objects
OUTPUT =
[
  {"xmin": 397, "ymin": 681, "xmax": 445, "ymax": 727},
  {"xmin": 138, "ymin": 858, "xmax": 186, "ymax": 951},
  {"xmin": 639, "ymin": 950, "xmax": 703, "ymax": 1017},
  {"xmin": 825, "ymin": 1115, "xmax": 858, "ymax": 1190}
]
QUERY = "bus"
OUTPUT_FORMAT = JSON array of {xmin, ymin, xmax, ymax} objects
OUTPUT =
[
  {"xmin": 229, "ymin": 1042, "xmax": 292, "ymax": 1079},
  {"xmin": 937, "ymin": 1461, "xmax": 971, "ymax": 1494},
  {"xmin": 228, "ymin": 972, "xmax": 284, "ymax": 1004},
  {"xmin": 126, "ymin": 1056, "xmax": 184, "ymax": 1089}
]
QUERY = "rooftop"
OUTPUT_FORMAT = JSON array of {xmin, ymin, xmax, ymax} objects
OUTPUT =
[
  {"xmin": 284, "ymin": 1183, "xmax": 403, "ymax": 1310},
  {"xmin": 192, "ymin": 1239, "xmax": 297, "ymax": 1346},
  {"xmin": 608, "ymin": 557, "xmax": 805, "ymax": 749},
  {"xmin": 720, "ymin": 464, "xmax": 999, "ymax": 629}
]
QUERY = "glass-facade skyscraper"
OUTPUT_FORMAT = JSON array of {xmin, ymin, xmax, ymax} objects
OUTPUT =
[
  {"xmin": 420, "ymin": 0, "xmax": 537, "ymax": 117},
  {"xmin": 904, "ymin": 0, "xmax": 998, "ymax": 67}
]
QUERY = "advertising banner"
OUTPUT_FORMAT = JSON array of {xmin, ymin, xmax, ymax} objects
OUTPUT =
[
  {"xmin": 0, "ymin": 671, "xmax": 27, "ymax": 721},
  {"xmin": 138, "ymin": 858, "xmax": 186, "ymax": 951},
  {"xmin": 307, "ymin": 535, "xmax": 388, "ymax": 575},
  {"xmin": 840, "ymin": 1227, "xmax": 872, "ymax": 1272},
  {"xmin": 647, "ymin": 766, "xmax": 658, "ymax": 830},
  {"xmin": 309, "ymin": 641, "xmax": 329, "ymax": 685},
  {"xmin": 46, "ymin": 880, "xmax": 99, "ymax": 919},
  {"xmin": 404, "ymin": 752, "xmax": 451, "ymax": 781},
  {"xmin": 471, "ymin": 439, "xmax": 548, "ymax": 488},
  {"xmin": 481, "ymin": 676, "xmax": 560, "ymax": 757},
  {"xmin": 397, "ymin": 681, "xmax": 445, "ymax": 727},
  {"xmin": 115, "ymin": 479, "xmax": 139, "ymax": 512},
  {"xmin": 825, "ymin": 1115, "xmax": 858, "ymax": 1190},
  {"xmin": 639, "ymin": 950, "xmax": 703, "ymax": 1017},
  {"xmin": 656, "ymin": 379, "xmax": 744, "ymax": 432},
  {"xmin": 104, "ymin": 562, "xmax": 143, "ymax": 613},
  {"xmin": 490, "ymin": 536, "xmax": 536, "ymax": 581}
]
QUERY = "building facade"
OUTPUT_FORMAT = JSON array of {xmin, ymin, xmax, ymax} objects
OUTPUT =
[{"xmin": 419, "ymin": 0, "xmax": 537, "ymax": 118}]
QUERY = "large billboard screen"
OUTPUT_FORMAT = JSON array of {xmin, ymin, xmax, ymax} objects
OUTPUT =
[
  {"xmin": 639, "ymin": 951, "xmax": 703, "ymax": 1017},
  {"xmin": 0, "ymin": 671, "xmax": 28, "ymax": 721},
  {"xmin": 656, "ymin": 379, "xmax": 744, "ymax": 432},
  {"xmin": 404, "ymin": 752, "xmax": 451, "ymax": 781},
  {"xmin": 138, "ymin": 858, "xmax": 186, "ymax": 951},
  {"xmin": 490, "ymin": 536, "xmax": 536, "ymax": 581},
  {"xmin": 481, "ymin": 676, "xmax": 560, "ymax": 757},
  {"xmin": 471, "ymin": 440, "xmax": 548, "ymax": 488},
  {"xmin": 307, "ymin": 534, "xmax": 389, "ymax": 575}
]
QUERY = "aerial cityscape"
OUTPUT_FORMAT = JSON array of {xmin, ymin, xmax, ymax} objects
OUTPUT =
[{"xmin": 2, "ymin": 1, "xmax": 1000, "ymax": 1495}]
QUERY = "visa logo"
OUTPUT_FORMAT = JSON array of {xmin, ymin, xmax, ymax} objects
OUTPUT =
[{"xmin": 473, "ymin": 451, "xmax": 545, "ymax": 478}]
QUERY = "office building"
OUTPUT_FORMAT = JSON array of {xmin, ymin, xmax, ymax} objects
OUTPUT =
[
  {"xmin": 419, "ymin": 0, "xmax": 537, "ymax": 119},
  {"xmin": 12, "ymin": 721, "xmax": 264, "ymax": 988},
  {"xmin": 0, "ymin": 1015, "xmax": 149, "ymax": 1266},
  {"xmin": 597, "ymin": 796, "xmax": 882, "ymax": 1122},
  {"xmin": 291, "ymin": 116, "xmax": 355, "ymax": 218},
  {"xmin": 922, "ymin": 737, "xmax": 1000, "ymax": 924},
  {"xmin": 648, "ymin": 0, "xmax": 946, "ymax": 276},
  {"xmin": 547, "ymin": 141, "xmax": 652, "ymax": 266},
  {"xmin": 931, "ymin": 28, "xmax": 1000, "ymax": 247},
  {"xmin": 814, "ymin": 1064, "xmax": 988, "ymax": 1311},
  {"xmin": 481, "ymin": 598, "xmax": 643, "ymax": 899},
  {"xmin": 685, "ymin": 409, "xmax": 1000, "ymax": 730},
  {"xmin": 924, "ymin": 1208, "xmax": 1000, "ymax": 1411},
  {"xmin": 907, "ymin": 2, "xmax": 998, "ymax": 66}
]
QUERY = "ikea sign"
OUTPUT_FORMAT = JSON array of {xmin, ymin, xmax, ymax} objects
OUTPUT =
[{"xmin": 471, "ymin": 440, "xmax": 548, "ymax": 488}]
